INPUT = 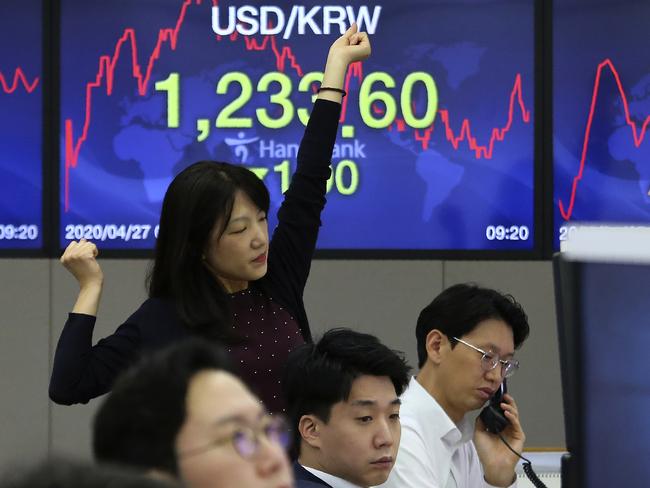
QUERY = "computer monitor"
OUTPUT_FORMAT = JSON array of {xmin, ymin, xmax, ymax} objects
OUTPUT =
[{"xmin": 554, "ymin": 240, "xmax": 650, "ymax": 487}]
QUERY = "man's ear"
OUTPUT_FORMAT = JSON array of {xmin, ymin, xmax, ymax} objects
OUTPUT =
[
  {"xmin": 298, "ymin": 414, "xmax": 323, "ymax": 449},
  {"xmin": 425, "ymin": 329, "xmax": 448, "ymax": 365}
]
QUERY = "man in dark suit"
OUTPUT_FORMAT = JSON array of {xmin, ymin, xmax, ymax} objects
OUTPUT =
[
  {"xmin": 283, "ymin": 328, "xmax": 411, "ymax": 488},
  {"xmin": 293, "ymin": 462, "xmax": 333, "ymax": 487}
]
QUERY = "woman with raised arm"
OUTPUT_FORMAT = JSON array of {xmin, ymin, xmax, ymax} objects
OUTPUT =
[{"xmin": 50, "ymin": 25, "xmax": 371, "ymax": 412}]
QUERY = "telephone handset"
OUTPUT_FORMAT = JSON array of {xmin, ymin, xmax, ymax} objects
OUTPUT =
[
  {"xmin": 479, "ymin": 380, "xmax": 509, "ymax": 434},
  {"xmin": 479, "ymin": 381, "xmax": 549, "ymax": 487}
]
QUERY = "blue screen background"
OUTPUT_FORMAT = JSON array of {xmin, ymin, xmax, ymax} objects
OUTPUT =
[
  {"xmin": 0, "ymin": 0, "xmax": 43, "ymax": 249},
  {"xmin": 554, "ymin": 0, "xmax": 650, "ymax": 249},
  {"xmin": 59, "ymin": 0, "xmax": 535, "ymax": 250}
]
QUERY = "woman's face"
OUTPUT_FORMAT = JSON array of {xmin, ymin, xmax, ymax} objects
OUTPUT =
[{"xmin": 203, "ymin": 190, "xmax": 269, "ymax": 293}]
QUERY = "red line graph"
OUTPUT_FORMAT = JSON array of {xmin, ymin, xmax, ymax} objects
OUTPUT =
[
  {"xmin": 0, "ymin": 68, "xmax": 39, "ymax": 94},
  {"xmin": 63, "ymin": 0, "xmax": 202, "ymax": 211},
  {"xmin": 437, "ymin": 74, "xmax": 529, "ymax": 158},
  {"xmin": 558, "ymin": 58, "xmax": 650, "ymax": 221},
  {"xmin": 63, "ymin": 0, "xmax": 531, "ymax": 212},
  {"xmin": 375, "ymin": 74, "xmax": 530, "ymax": 158},
  {"xmin": 218, "ymin": 32, "xmax": 305, "ymax": 77}
]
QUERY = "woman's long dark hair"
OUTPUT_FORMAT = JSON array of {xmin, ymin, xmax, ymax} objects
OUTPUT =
[{"xmin": 147, "ymin": 161, "xmax": 270, "ymax": 341}]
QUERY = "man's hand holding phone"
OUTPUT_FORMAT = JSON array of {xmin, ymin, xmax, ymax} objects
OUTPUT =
[{"xmin": 474, "ymin": 384, "xmax": 526, "ymax": 487}]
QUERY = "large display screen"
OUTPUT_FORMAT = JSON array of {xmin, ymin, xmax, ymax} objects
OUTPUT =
[
  {"xmin": 0, "ymin": 0, "xmax": 43, "ymax": 250},
  {"xmin": 60, "ymin": 0, "xmax": 536, "ymax": 251},
  {"xmin": 554, "ymin": 0, "xmax": 650, "ymax": 249}
]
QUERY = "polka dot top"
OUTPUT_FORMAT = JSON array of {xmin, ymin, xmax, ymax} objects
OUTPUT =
[{"xmin": 227, "ymin": 288, "xmax": 305, "ymax": 412}]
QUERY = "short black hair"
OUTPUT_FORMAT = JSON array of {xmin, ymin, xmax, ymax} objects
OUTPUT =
[
  {"xmin": 283, "ymin": 328, "xmax": 411, "ymax": 458},
  {"xmin": 416, "ymin": 283, "xmax": 530, "ymax": 368},
  {"xmin": 93, "ymin": 338, "xmax": 237, "ymax": 475},
  {"xmin": 0, "ymin": 458, "xmax": 179, "ymax": 488}
]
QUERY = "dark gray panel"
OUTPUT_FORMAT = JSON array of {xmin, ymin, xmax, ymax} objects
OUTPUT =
[
  {"xmin": 0, "ymin": 259, "xmax": 49, "ymax": 470},
  {"xmin": 305, "ymin": 260, "xmax": 444, "ymax": 375}
]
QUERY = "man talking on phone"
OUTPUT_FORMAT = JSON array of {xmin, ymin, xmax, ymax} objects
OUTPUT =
[{"xmin": 379, "ymin": 283, "xmax": 530, "ymax": 488}]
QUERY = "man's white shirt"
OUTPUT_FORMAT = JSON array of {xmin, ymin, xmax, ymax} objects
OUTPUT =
[{"xmin": 379, "ymin": 377, "xmax": 516, "ymax": 488}]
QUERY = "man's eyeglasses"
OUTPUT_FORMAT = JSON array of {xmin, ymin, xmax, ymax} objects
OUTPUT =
[
  {"xmin": 452, "ymin": 337, "xmax": 519, "ymax": 378},
  {"xmin": 178, "ymin": 414, "xmax": 290, "ymax": 460}
]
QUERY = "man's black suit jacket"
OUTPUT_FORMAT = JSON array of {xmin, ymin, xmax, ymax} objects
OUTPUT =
[{"xmin": 293, "ymin": 462, "xmax": 333, "ymax": 488}]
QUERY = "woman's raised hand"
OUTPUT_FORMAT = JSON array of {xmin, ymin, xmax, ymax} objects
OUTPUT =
[
  {"xmin": 61, "ymin": 239, "xmax": 103, "ymax": 288},
  {"xmin": 319, "ymin": 23, "xmax": 371, "ymax": 102},
  {"xmin": 61, "ymin": 239, "xmax": 104, "ymax": 315},
  {"xmin": 328, "ymin": 22, "xmax": 371, "ymax": 66}
]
